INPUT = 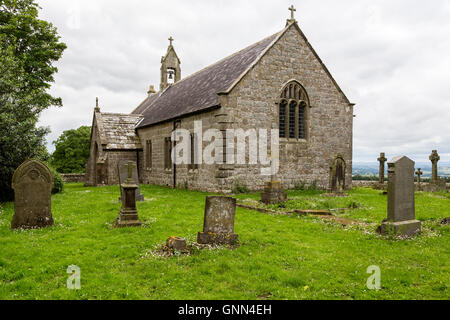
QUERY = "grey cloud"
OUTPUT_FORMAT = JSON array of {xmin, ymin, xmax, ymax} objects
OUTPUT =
[{"xmin": 35, "ymin": 0, "xmax": 449, "ymax": 164}]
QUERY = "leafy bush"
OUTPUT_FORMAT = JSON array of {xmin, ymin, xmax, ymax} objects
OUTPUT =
[
  {"xmin": 50, "ymin": 126, "xmax": 91, "ymax": 173},
  {"xmin": 48, "ymin": 166, "xmax": 64, "ymax": 194}
]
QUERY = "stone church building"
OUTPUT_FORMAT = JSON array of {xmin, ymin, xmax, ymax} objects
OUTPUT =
[{"xmin": 85, "ymin": 10, "xmax": 354, "ymax": 192}]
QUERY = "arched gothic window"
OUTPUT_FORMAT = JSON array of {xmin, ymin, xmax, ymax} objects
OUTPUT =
[{"xmin": 279, "ymin": 81, "xmax": 309, "ymax": 139}]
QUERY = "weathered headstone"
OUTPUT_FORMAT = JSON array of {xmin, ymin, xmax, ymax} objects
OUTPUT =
[
  {"xmin": 114, "ymin": 161, "xmax": 142, "ymax": 227},
  {"xmin": 377, "ymin": 152, "xmax": 387, "ymax": 184},
  {"xmin": 11, "ymin": 159, "xmax": 54, "ymax": 229},
  {"xmin": 329, "ymin": 154, "xmax": 346, "ymax": 194},
  {"xmin": 377, "ymin": 156, "xmax": 421, "ymax": 237},
  {"xmin": 197, "ymin": 196, "xmax": 239, "ymax": 245},
  {"xmin": 118, "ymin": 160, "xmax": 144, "ymax": 201},
  {"xmin": 261, "ymin": 159, "xmax": 287, "ymax": 204},
  {"xmin": 415, "ymin": 168, "xmax": 423, "ymax": 191},
  {"xmin": 424, "ymin": 150, "xmax": 446, "ymax": 192}
]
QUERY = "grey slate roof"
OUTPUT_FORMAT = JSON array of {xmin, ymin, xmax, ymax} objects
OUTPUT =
[
  {"xmin": 98, "ymin": 113, "xmax": 143, "ymax": 150},
  {"xmin": 134, "ymin": 31, "xmax": 281, "ymax": 128}
]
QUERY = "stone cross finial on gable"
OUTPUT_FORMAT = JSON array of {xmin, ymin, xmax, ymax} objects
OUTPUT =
[
  {"xmin": 94, "ymin": 97, "xmax": 100, "ymax": 112},
  {"xmin": 288, "ymin": 5, "xmax": 296, "ymax": 20},
  {"xmin": 168, "ymin": 36, "xmax": 174, "ymax": 46}
]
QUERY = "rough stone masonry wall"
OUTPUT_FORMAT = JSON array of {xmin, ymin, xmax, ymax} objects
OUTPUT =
[
  {"xmin": 136, "ymin": 109, "xmax": 227, "ymax": 192},
  {"xmin": 61, "ymin": 173, "xmax": 86, "ymax": 183},
  {"xmin": 105, "ymin": 150, "xmax": 140, "ymax": 185},
  {"xmin": 225, "ymin": 24, "xmax": 354, "ymax": 191}
]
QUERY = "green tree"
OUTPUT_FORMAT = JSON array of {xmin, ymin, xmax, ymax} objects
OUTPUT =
[
  {"xmin": 0, "ymin": 0, "xmax": 66, "ymax": 201},
  {"xmin": 50, "ymin": 126, "xmax": 91, "ymax": 173}
]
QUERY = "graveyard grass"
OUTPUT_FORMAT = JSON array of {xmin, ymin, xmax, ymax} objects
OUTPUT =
[{"xmin": 0, "ymin": 184, "xmax": 448, "ymax": 300}]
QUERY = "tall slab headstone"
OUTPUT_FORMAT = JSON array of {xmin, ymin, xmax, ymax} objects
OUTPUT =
[
  {"xmin": 117, "ymin": 160, "xmax": 144, "ymax": 201},
  {"xmin": 11, "ymin": 159, "xmax": 54, "ymax": 229},
  {"xmin": 329, "ymin": 154, "xmax": 346, "ymax": 194},
  {"xmin": 378, "ymin": 156, "xmax": 421, "ymax": 237},
  {"xmin": 197, "ymin": 196, "xmax": 239, "ymax": 245}
]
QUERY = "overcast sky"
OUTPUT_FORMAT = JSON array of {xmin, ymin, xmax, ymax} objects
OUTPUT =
[{"xmin": 36, "ymin": 0, "xmax": 450, "ymax": 163}]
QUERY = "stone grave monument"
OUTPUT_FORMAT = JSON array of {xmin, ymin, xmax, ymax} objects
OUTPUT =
[
  {"xmin": 114, "ymin": 161, "xmax": 142, "ymax": 227},
  {"xmin": 328, "ymin": 154, "xmax": 347, "ymax": 195},
  {"xmin": 424, "ymin": 150, "xmax": 446, "ymax": 192},
  {"xmin": 261, "ymin": 159, "xmax": 287, "ymax": 204},
  {"xmin": 118, "ymin": 160, "xmax": 144, "ymax": 202},
  {"xmin": 197, "ymin": 196, "xmax": 239, "ymax": 245},
  {"xmin": 415, "ymin": 168, "xmax": 423, "ymax": 191},
  {"xmin": 11, "ymin": 159, "xmax": 54, "ymax": 229},
  {"xmin": 377, "ymin": 156, "xmax": 421, "ymax": 237},
  {"xmin": 377, "ymin": 152, "xmax": 387, "ymax": 184}
]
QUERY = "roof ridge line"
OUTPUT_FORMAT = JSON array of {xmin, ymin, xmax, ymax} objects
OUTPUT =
[
  {"xmin": 134, "ymin": 29, "xmax": 284, "ymax": 117},
  {"xmin": 219, "ymin": 22, "xmax": 293, "ymax": 95},
  {"xmin": 101, "ymin": 112, "xmax": 143, "ymax": 117},
  {"xmin": 138, "ymin": 85, "xmax": 171, "ymax": 116},
  {"xmin": 162, "ymin": 30, "xmax": 283, "ymax": 89}
]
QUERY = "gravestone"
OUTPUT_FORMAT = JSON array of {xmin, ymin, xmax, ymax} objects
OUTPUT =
[
  {"xmin": 328, "ymin": 154, "xmax": 346, "ymax": 194},
  {"xmin": 11, "ymin": 159, "xmax": 54, "ymax": 229},
  {"xmin": 197, "ymin": 196, "xmax": 239, "ymax": 245},
  {"xmin": 377, "ymin": 153, "xmax": 387, "ymax": 184},
  {"xmin": 424, "ymin": 150, "xmax": 446, "ymax": 192},
  {"xmin": 261, "ymin": 159, "xmax": 287, "ymax": 204},
  {"xmin": 117, "ymin": 160, "xmax": 144, "ymax": 201},
  {"xmin": 415, "ymin": 168, "xmax": 423, "ymax": 191},
  {"xmin": 377, "ymin": 156, "xmax": 421, "ymax": 237},
  {"xmin": 114, "ymin": 161, "xmax": 142, "ymax": 227}
]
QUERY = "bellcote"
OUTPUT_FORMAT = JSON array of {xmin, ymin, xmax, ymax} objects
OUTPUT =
[{"xmin": 160, "ymin": 36, "xmax": 181, "ymax": 91}]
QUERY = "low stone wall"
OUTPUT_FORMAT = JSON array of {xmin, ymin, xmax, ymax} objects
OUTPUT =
[
  {"xmin": 352, "ymin": 180, "xmax": 449, "ymax": 190},
  {"xmin": 352, "ymin": 181, "xmax": 377, "ymax": 187},
  {"xmin": 60, "ymin": 173, "xmax": 85, "ymax": 183}
]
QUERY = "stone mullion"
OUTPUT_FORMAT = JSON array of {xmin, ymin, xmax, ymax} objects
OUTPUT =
[
  {"xmin": 284, "ymin": 103, "xmax": 289, "ymax": 139},
  {"xmin": 294, "ymin": 102, "xmax": 299, "ymax": 140}
]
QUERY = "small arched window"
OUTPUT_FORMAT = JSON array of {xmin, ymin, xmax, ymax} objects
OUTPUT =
[{"xmin": 278, "ymin": 81, "xmax": 309, "ymax": 139}]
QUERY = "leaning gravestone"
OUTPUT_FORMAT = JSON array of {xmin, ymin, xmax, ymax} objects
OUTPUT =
[
  {"xmin": 11, "ymin": 159, "xmax": 54, "ymax": 229},
  {"xmin": 377, "ymin": 156, "xmax": 421, "ymax": 237},
  {"xmin": 117, "ymin": 160, "xmax": 144, "ymax": 201},
  {"xmin": 197, "ymin": 196, "xmax": 239, "ymax": 245}
]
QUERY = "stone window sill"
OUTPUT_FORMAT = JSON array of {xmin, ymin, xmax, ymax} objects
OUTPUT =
[{"xmin": 280, "ymin": 138, "xmax": 308, "ymax": 144}]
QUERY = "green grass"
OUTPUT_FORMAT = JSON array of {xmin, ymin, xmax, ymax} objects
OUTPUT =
[{"xmin": 0, "ymin": 184, "xmax": 448, "ymax": 300}]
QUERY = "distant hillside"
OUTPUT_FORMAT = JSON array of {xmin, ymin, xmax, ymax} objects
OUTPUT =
[{"xmin": 353, "ymin": 161, "xmax": 450, "ymax": 178}]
